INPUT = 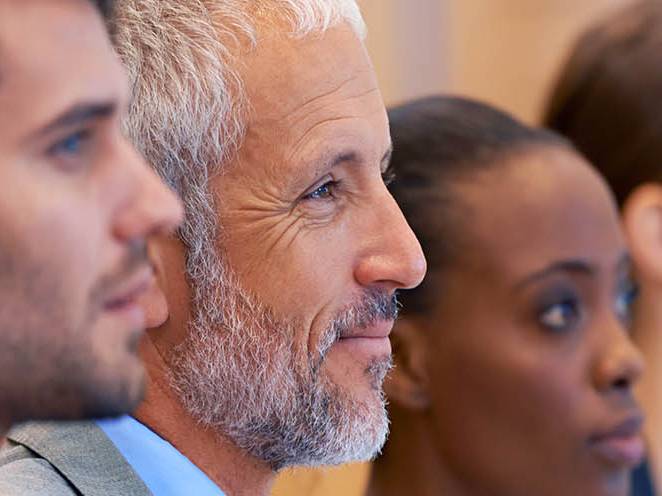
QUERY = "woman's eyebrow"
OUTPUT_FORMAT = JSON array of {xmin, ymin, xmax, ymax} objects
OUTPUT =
[{"xmin": 514, "ymin": 259, "xmax": 596, "ymax": 292}]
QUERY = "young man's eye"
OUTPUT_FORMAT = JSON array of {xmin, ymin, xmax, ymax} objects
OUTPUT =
[
  {"xmin": 48, "ymin": 129, "xmax": 92, "ymax": 157},
  {"xmin": 539, "ymin": 299, "xmax": 580, "ymax": 332}
]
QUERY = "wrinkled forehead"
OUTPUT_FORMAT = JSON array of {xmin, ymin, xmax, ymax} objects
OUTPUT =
[
  {"xmin": 0, "ymin": 0, "xmax": 126, "ymax": 138},
  {"xmin": 241, "ymin": 24, "xmax": 382, "ymax": 123},
  {"xmin": 456, "ymin": 147, "xmax": 626, "ymax": 276}
]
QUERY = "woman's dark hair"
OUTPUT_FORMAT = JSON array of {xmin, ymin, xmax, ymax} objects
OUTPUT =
[
  {"xmin": 544, "ymin": 0, "xmax": 662, "ymax": 207},
  {"xmin": 389, "ymin": 96, "xmax": 569, "ymax": 315}
]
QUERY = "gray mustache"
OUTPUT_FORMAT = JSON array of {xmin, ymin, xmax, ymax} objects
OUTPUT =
[{"xmin": 315, "ymin": 290, "xmax": 400, "ymax": 364}]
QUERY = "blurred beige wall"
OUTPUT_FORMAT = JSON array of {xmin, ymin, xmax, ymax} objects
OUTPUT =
[
  {"xmin": 273, "ymin": 1, "xmax": 633, "ymax": 495},
  {"xmin": 447, "ymin": 0, "xmax": 633, "ymax": 122},
  {"xmin": 361, "ymin": 0, "xmax": 632, "ymax": 121}
]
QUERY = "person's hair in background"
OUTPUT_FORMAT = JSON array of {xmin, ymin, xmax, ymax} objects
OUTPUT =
[
  {"xmin": 366, "ymin": 95, "xmax": 649, "ymax": 496},
  {"xmin": 545, "ymin": 0, "xmax": 662, "ymax": 206},
  {"xmin": 545, "ymin": 2, "xmax": 662, "ymax": 491}
]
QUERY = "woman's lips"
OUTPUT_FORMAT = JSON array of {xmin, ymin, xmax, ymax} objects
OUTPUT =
[{"xmin": 589, "ymin": 415, "xmax": 645, "ymax": 468}]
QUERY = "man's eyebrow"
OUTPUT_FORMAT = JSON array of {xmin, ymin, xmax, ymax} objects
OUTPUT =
[
  {"xmin": 514, "ymin": 259, "xmax": 596, "ymax": 292},
  {"xmin": 29, "ymin": 101, "xmax": 116, "ymax": 140},
  {"xmin": 309, "ymin": 144, "xmax": 395, "ymax": 178}
]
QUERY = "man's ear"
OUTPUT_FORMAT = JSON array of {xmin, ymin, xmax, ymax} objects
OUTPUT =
[
  {"xmin": 385, "ymin": 316, "xmax": 430, "ymax": 411},
  {"xmin": 622, "ymin": 183, "xmax": 662, "ymax": 282},
  {"xmin": 137, "ymin": 237, "xmax": 171, "ymax": 329}
]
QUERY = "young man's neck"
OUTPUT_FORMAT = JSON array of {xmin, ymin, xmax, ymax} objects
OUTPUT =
[
  {"xmin": 135, "ymin": 339, "xmax": 275, "ymax": 496},
  {"xmin": 631, "ymin": 281, "xmax": 662, "ymax": 492}
]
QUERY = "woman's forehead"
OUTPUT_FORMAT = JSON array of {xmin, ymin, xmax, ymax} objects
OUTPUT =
[{"xmin": 454, "ymin": 148, "xmax": 625, "ymax": 277}]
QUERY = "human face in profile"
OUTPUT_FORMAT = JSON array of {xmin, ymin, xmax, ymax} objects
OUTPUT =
[
  {"xmin": 0, "ymin": 0, "xmax": 182, "ymax": 426},
  {"xmin": 423, "ymin": 147, "xmax": 644, "ymax": 496},
  {"xmin": 160, "ymin": 23, "xmax": 426, "ymax": 467}
]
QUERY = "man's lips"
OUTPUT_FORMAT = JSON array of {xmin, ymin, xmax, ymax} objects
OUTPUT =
[
  {"xmin": 338, "ymin": 319, "xmax": 394, "ymax": 340},
  {"xmin": 102, "ymin": 265, "xmax": 154, "ymax": 326},
  {"xmin": 589, "ymin": 414, "xmax": 645, "ymax": 468},
  {"xmin": 332, "ymin": 320, "xmax": 395, "ymax": 357}
]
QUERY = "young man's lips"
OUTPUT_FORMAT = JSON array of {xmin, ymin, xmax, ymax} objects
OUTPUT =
[
  {"xmin": 589, "ymin": 415, "xmax": 645, "ymax": 468},
  {"xmin": 102, "ymin": 265, "xmax": 154, "ymax": 322}
]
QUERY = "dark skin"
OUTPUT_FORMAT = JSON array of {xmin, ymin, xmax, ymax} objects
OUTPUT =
[{"xmin": 368, "ymin": 146, "xmax": 645, "ymax": 496}]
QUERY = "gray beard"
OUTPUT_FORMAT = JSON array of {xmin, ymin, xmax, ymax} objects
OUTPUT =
[{"xmin": 167, "ymin": 246, "xmax": 393, "ymax": 470}]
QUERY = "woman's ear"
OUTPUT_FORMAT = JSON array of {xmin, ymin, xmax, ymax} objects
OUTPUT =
[
  {"xmin": 622, "ymin": 183, "xmax": 662, "ymax": 283},
  {"xmin": 137, "ymin": 237, "xmax": 171, "ymax": 329},
  {"xmin": 385, "ymin": 316, "xmax": 431, "ymax": 411}
]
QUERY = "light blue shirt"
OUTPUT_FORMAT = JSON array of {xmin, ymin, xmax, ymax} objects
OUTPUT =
[{"xmin": 97, "ymin": 415, "xmax": 225, "ymax": 496}]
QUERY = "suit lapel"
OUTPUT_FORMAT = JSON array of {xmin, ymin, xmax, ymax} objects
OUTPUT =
[{"xmin": 8, "ymin": 421, "xmax": 152, "ymax": 496}]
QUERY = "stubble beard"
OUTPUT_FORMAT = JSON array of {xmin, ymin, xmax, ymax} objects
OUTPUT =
[
  {"xmin": 168, "ymin": 246, "xmax": 395, "ymax": 470},
  {"xmin": 0, "ymin": 241, "xmax": 149, "ymax": 424}
]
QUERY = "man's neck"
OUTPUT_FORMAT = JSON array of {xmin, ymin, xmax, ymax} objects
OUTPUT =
[
  {"xmin": 632, "ymin": 281, "xmax": 662, "ymax": 492},
  {"xmin": 134, "ymin": 339, "xmax": 276, "ymax": 496}
]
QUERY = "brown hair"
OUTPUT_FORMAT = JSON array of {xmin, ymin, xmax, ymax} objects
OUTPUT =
[{"xmin": 544, "ymin": 0, "xmax": 662, "ymax": 206}]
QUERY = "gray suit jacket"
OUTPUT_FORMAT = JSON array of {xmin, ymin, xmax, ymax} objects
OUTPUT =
[{"xmin": 0, "ymin": 421, "xmax": 152, "ymax": 496}]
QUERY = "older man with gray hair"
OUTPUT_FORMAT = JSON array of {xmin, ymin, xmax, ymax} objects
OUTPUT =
[{"xmin": 0, "ymin": 1, "xmax": 426, "ymax": 495}]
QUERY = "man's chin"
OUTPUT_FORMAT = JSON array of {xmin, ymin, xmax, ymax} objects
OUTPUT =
[
  {"xmin": 322, "ymin": 344, "xmax": 392, "ymax": 390},
  {"xmin": 74, "ymin": 359, "xmax": 146, "ymax": 420}
]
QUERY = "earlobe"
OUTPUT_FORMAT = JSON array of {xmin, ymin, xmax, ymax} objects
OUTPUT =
[
  {"xmin": 384, "ymin": 316, "xmax": 431, "ymax": 411},
  {"xmin": 137, "ymin": 238, "xmax": 171, "ymax": 329},
  {"xmin": 622, "ymin": 183, "xmax": 662, "ymax": 282}
]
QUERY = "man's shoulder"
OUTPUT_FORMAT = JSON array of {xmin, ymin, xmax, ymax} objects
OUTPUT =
[
  {"xmin": 0, "ymin": 420, "xmax": 151, "ymax": 496},
  {"xmin": 0, "ymin": 441, "xmax": 78, "ymax": 495}
]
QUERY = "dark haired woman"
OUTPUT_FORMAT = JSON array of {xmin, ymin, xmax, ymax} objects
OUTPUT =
[{"xmin": 367, "ymin": 96, "xmax": 651, "ymax": 496}]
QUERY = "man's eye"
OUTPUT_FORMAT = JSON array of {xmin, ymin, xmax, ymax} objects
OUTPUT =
[
  {"xmin": 49, "ymin": 130, "xmax": 91, "ymax": 157},
  {"xmin": 539, "ymin": 300, "xmax": 580, "ymax": 332},
  {"xmin": 303, "ymin": 180, "xmax": 339, "ymax": 201}
]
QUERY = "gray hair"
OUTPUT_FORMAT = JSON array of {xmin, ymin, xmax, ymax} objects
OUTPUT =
[
  {"xmin": 111, "ymin": 1, "xmax": 375, "ymax": 463},
  {"xmin": 112, "ymin": 0, "xmax": 366, "ymax": 264}
]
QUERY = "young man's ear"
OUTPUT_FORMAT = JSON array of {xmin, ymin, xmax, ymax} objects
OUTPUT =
[
  {"xmin": 385, "ymin": 316, "xmax": 431, "ymax": 411},
  {"xmin": 137, "ymin": 237, "xmax": 171, "ymax": 329},
  {"xmin": 622, "ymin": 183, "xmax": 662, "ymax": 283}
]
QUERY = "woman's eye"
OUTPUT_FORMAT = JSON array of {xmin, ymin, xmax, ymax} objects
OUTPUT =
[
  {"xmin": 615, "ymin": 282, "xmax": 639, "ymax": 322},
  {"xmin": 303, "ymin": 180, "xmax": 339, "ymax": 201},
  {"xmin": 539, "ymin": 300, "xmax": 580, "ymax": 331}
]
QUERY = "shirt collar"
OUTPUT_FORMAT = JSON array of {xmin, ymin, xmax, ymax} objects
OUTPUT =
[{"xmin": 97, "ymin": 415, "xmax": 225, "ymax": 496}]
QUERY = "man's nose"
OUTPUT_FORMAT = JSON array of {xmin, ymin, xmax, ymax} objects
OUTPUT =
[
  {"xmin": 112, "ymin": 143, "xmax": 184, "ymax": 242},
  {"xmin": 353, "ymin": 188, "xmax": 427, "ymax": 291}
]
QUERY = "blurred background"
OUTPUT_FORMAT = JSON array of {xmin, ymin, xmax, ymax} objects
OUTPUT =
[
  {"xmin": 273, "ymin": 0, "xmax": 635, "ymax": 494},
  {"xmin": 364, "ymin": 0, "xmax": 632, "ymax": 123}
]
